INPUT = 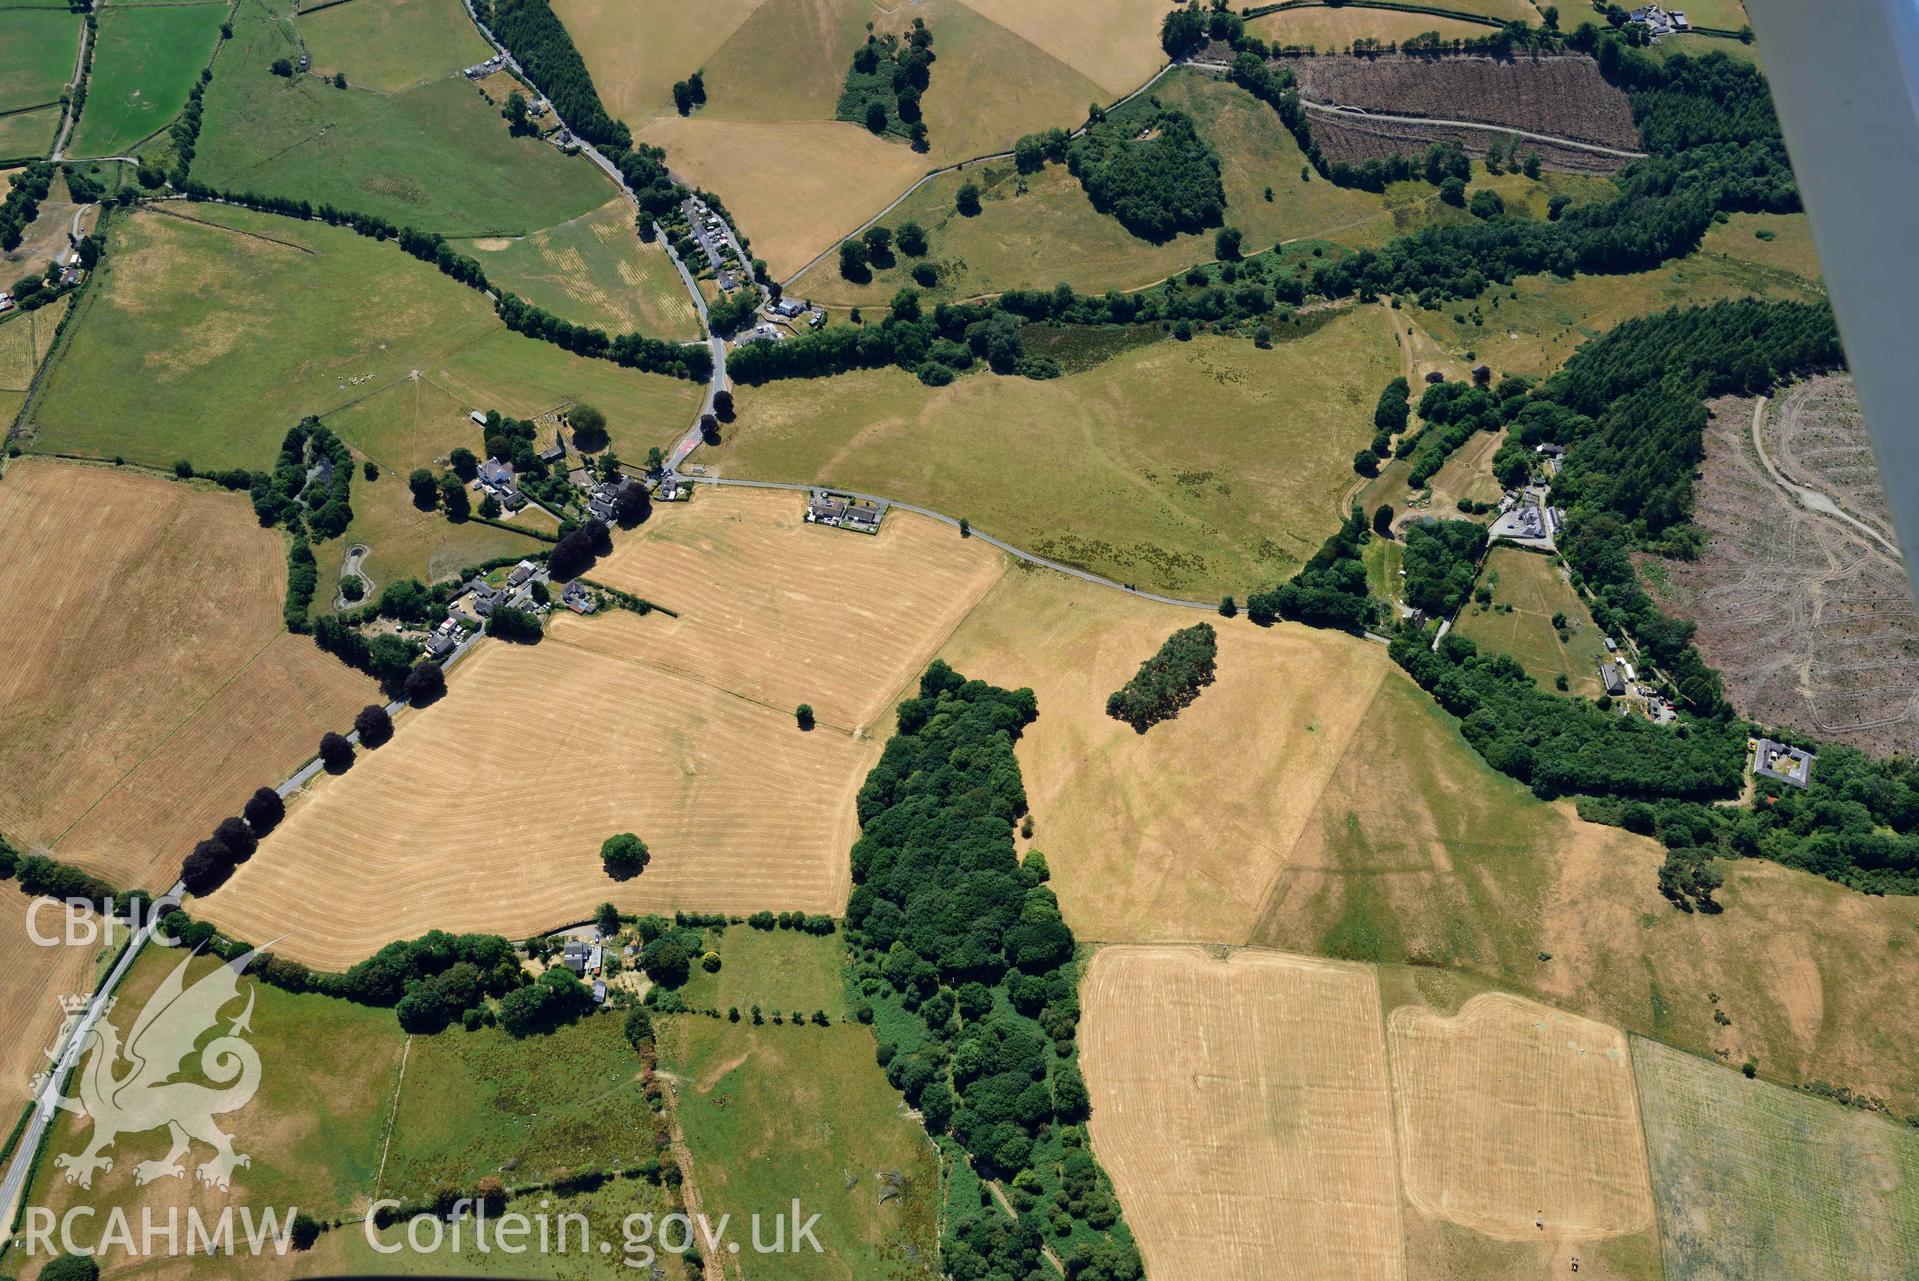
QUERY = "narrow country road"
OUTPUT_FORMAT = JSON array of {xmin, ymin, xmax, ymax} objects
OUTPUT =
[
  {"xmin": 1749, "ymin": 395, "xmax": 1904, "ymax": 559},
  {"xmin": 47, "ymin": 19, "xmax": 90, "ymax": 161},
  {"xmin": 0, "ymin": 878, "xmax": 184, "ymax": 1232}
]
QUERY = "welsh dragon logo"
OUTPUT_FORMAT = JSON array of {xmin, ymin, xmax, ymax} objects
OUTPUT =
[{"xmin": 51, "ymin": 947, "xmax": 264, "ymax": 1191}]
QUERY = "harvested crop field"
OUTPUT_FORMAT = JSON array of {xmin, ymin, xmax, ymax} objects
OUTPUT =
[
  {"xmin": 0, "ymin": 892, "xmax": 113, "ymax": 1103},
  {"xmin": 939, "ymin": 569, "xmax": 1390, "ymax": 946},
  {"xmin": 946, "ymin": 0, "xmax": 1168, "ymax": 97},
  {"xmin": 0, "ymin": 460, "xmax": 376, "ymax": 889},
  {"xmin": 1388, "ymin": 993, "xmax": 1655, "ymax": 1241},
  {"xmin": 1633, "ymin": 1035, "xmax": 1919, "ymax": 1281},
  {"xmin": 194, "ymin": 612, "xmax": 878, "ymax": 968},
  {"xmin": 1082, "ymin": 946, "xmax": 1405, "ymax": 1281},
  {"xmin": 551, "ymin": 0, "xmax": 766, "ymax": 124},
  {"xmin": 635, "ymin": 116, "xmax": 928, "ymax": 279},
  {"xmin": 0, "ymin": 297, "xmax": 66, "ymax": 393},
  {"xmin": 1293, "ymin": 54, "xmax": 1641, "ymax": 150},
  {"xmin": 586, "ymin": 486, "xmax": 1007, "ymax": 732},
  {"xmin": 1645, "ymin": 386, "xmax": 1919, "ymax": 756}
]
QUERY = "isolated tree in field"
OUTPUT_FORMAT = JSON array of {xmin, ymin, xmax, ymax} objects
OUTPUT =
[
  {"xmin": 319, "ymin": 731, "xmax": 355, "ymax": 773},
  {"xmin": 671, "ymin": 80, "xmax": 693, "ymax": 115},
  {"xmin": 290, "ymin": 1213, "xmax": 322, "ymax": 1251},
  {"xmin": 362, "ymin": 460, "xmax": 378, "ymax": 481},
  {"xmin": 332, "ymin": 72, "xmax": 346, "ymax": 90},
  {"xmin": 569, "ymin": 404, "xmax": 608, "ymax": 452},
  {"xmin": 956, "ymin": 181, "xmax": 981, "ymax": 215},
  {"xmin": 355, "ymin": 704, "xmax": 393, "ymax": 748},
  {"xmin": 688, "ymin": 71, "xmax": 706, "ymax": 105},
  {"xmin": 712, "ymin": 389, "xmax": 734, "ymax": 420},
  {"xmin": 700, "ymin": 412, "xmax": 720, "ymax": 444},
  {"xmin": 795, "ymin": 703, "xmax": 815, "ymax": 731},
  {"xmin": 408, "ymin": 468, "xmax": 438, "ymax": 510},
  {"xmin": 404, "ymin": 661, "xmax": 446, "ymax": 706},
  {"xmin": 896, "ymin": 221, "xmax": 927, "ymax": 256},
  {"xmin": 601, "ymin": 832, "xmax": 649, "ymax": 876},
  {"xmin": 213, "ymin": 816, "xmax": 257, "ymax": 861},
  {"xmin": 838, "ymin": 238, "xmax": 869, "ymax": 281},
  {"xmin": 244, "ymin": 786, "xmax": 285, "ymax": 835},
  {"xmin": 449, "ymin": 447, "xmax": 478, "ymax": 481},
  {"xmin": 270, "ymin": 57, "xmax": 294, "ymax": 77}
]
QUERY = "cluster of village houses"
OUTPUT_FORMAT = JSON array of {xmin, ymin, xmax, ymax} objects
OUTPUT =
[
  {"xmin": 1628, "ymin": 5, "xmax": 1692, "ymax": 37},
  {"xmin": 806, "ymin": 489, "xmax": 886, "ymax": 533}
]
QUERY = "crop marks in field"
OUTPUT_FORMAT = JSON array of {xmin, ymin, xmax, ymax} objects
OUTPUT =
[
  {"xmin": 1081, "ymin": 946, "xmax": 1406, "ymax": 1281},
  {"xmin": 1388, "ymin": 993, "xmax": 1656, "ymax": 1241},
  {"xmin": 1633, "ymin": 1035, "xmax": 1919, "ymax": 1280}
]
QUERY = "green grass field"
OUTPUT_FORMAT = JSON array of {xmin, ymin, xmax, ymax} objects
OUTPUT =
[
  {"xmin": 380, "ymin": 1011, "xmax": 661, "ymax": 1200},
  {"xmin": 28, "ymin": 204, "xmax": 700, "ymax": 476},
  {"xmin": 455, "ymin": 199, "xmax": 703, "ymax": 341},
  {"xmin": 18, "ymin": 945, "xmax": 407, "ymax": 1260},
  {"xmin": 660, "ymin": 1016, "xmax": 941, "ymax": 1281},
  {"xmin": 674, "ymin": 927, "xmax": 847, "ymax": 1020},
  {"xmin": 1453, "ymin": 546, "xmax": 1611, "ymax": 698},
  {"xmin": 195, "ymin": 0, "xmax": 610, "ymax": 236},
  {"xmin": 0, "ymin": 104, "xmax": 61, "ymax": 159},
  {"xmin": 66, "ymin": 3, "xmax": 227, "ymax": 158},
  {"xmin": 1632, "ymin": 1035, "xmax": 1919, "ymax": 1280},
  {"xmin": 715, "ymin": 313, "xmax": 1398, "ymax": 597},
  {"xmin": 296, "ymin": 0, "xmax": 493, "ymax": 93},
  {"xmin": 0, "ymin": 9, "xmax": 80, "ymax": 114}
]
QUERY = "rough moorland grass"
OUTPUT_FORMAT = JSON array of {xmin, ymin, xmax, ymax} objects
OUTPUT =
[
  {"xmin": 674, "ymin": 926, "xmax": 847, "ymax": 1019},
  {"xmin": 1703, "ymin": 210, "xmax": 1826, "ymax": 284},
  {"xmin": 1406, "ymin": 244, "xmax": 1828, "ymax": 377},
  {"xmin": 196, "ymin": 0, "xmax": 610, "ymax": 236},
  {"xmin": 66, "ymin": 3, "xmax": 227, "ymax": 158},
  {"xmin": 717, "ymin": 315, "xmax": 1398, "ymax": 597},
  {"xmin": 454, "ymin": 197, "xmax": 702, "ymax": 340},
  {"xmin": 1632, "ymin": 1035, "xmax": 1919, "ymax": 1281},
  {"xmin": 28, "ymin": 203, "xmax": 700, "ymax": 472},
  {"xmin": 1454, "ymin": 546, "xmax": 1611, "ymax": 698},
  {"xmin": 799, "ymin": 68, "xmax": 1390, "ymax": 304},
  {"xmin": 381, "ymin": 1011, "xmax": 660, "ymax": 1199},
  {"xmin": 0, "ymin": 9, "xmax": 80, "ymax": 113},
  {"xmin": 660, "ymin": 1016, "xmax": 941, "ymax": 1281},
  {"xmin": 19, "ymin": 946, "xmax": 406, "ymax": 1256},
  {"xmin": 296, "ymin": 0, "xmax": 493, "ymax": 93}
]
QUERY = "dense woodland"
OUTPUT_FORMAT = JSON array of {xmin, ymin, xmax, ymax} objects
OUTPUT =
[
  {"xmin": 844, "ymin": 663, "xmax": 1142, "ymax": 1281},
  {"xmin": 1106, "ymin": 623, "xmax": 1218, "ymax": 731},
  {"xmin": 1066, "ymin": 107, "xmax": 1226, "ymax": 242},
  {"xmin": 1246, "ymin": 506, "xmax": 1376, "ymax": 632},
  {"xmin": 480, "ymin": 0, "xmax": 629, "ymax": 150},
  {"xmin": 1400, "ymin": 518, "xmax": 1486, "ymax": 616}
]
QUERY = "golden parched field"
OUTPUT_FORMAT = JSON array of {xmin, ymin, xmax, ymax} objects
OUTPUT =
[
  {"xmin": 940, "ymin": 567, "xmax": 1919, "ymax": 1117},
  {"xmin": 197, "ymin": 489, "xmax": 1007, "ymax": 967},
  {"xmin": 1387, "ymin": 993, "xmax": 1655, "ymax": 1242},
  {"xmin": 0, "ymin": 460, "xmax": 376, "ymax": 889},
  {"xmin": 1081, "ymin": 946, "xmax": 1407, "ymax": 1281},
  {"xmin": 0, "ymin": 893, "xmax": 113, "ymax": 1107}
]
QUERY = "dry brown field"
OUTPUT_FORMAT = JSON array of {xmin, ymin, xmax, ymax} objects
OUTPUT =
[
  {"xmin": 937, "ymin": 568, "xmax": 1390, "ymax": 945},
  {"xmin": 949, "ymin": 0, "xmax": 1167, "ymax": 97},
  {"xmin": 0, "ymin": 460, "xmax": 375, "ymax": 889},
  {"xmin": 635, "ymin": 116, "xmax": 928, "ymax": 279},
  {"xmin": 197, "ymin": 490, "xmax": 1007, "ymax": 966},
  {"xmin": 0, "ymin": 893, "xmax": 113, "ymax": 1106},
  {"xmin": 1250, "ymin": 8, "xmax": 1496, "ymax": 50},
  {"xmin": 1387, "ymin": 992, "xmax": 1656, "ymax": 1241},
  {"xmin": 588, "ymin": 486, "xmax": 1006, "ymax": 732},
  {"xmin": 1293, "ymin": 55, "xmax": 1640, "ymax": 150},
  {"xmin": 551, "ymin": 0, "xmax": 765, "ymax": 123},
  {"xmin": 1081, "ymin": 946, "xmax": 1406, "ymax": 1281},
  {"xmin": 1647, "ymin": 388, "xmax": 1919, "ymax": 756}
]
